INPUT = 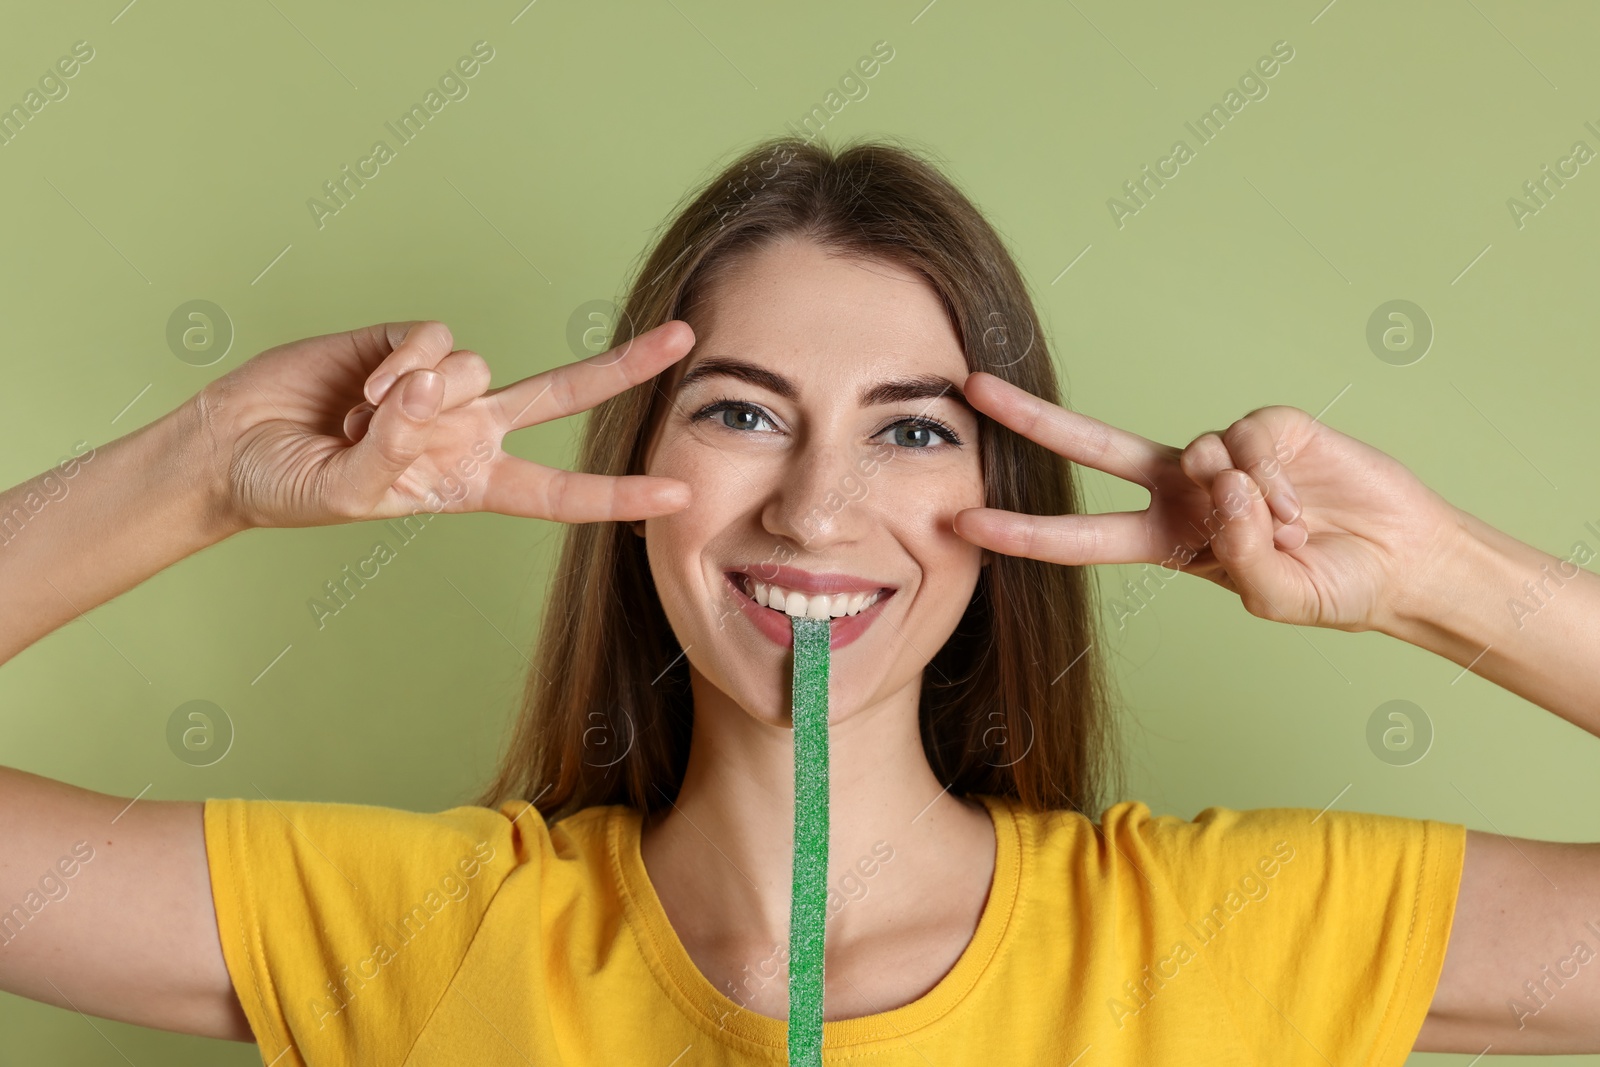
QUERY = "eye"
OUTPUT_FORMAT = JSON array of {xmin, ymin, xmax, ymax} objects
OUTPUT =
[
  {"xmin": 881, "ymin": 417, "xmax": 963, "ymax": 450},
  {"xmin": 687, "ymin": 398, "xmax": 964, "ymax": 451},
  {"xmin": 689, "ymin": 398, "xmax": 779, "ymax": 434}
]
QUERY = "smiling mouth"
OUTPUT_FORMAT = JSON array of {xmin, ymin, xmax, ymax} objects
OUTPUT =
[{"xmin": 728, "ymin": 573, "xmax": 893, "ymax": 620}]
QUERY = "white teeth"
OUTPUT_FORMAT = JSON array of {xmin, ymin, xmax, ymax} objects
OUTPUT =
[{"xmin": 737, "ymin": 576, "xmax": 883, "ymax": 619}]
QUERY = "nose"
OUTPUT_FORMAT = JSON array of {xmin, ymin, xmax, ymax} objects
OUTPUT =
[{"xmin": 761, "ymin": 440, "xmax": 877, "ymax": 552}]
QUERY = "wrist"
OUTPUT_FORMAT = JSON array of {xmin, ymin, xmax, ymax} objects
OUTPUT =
[
  {"xmin": 0, "ymin": 391, "xmax": 250, "ymax": 665},
  {"xmin": 1375, "ymin": 500, "xmax": 1600, "ymax": 730},
  {"xmin": 168, "ymin": 388, "xmax": 251, "ymax": 544},
  {"xmin": 1375, "ymin": 504, "xmax": 1518, "ymax": 655}
]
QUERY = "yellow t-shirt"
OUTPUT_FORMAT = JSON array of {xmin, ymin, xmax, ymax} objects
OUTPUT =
[{"xmin": 203, "ymin": 792, "xmax": 1466, "ymax": 1066}]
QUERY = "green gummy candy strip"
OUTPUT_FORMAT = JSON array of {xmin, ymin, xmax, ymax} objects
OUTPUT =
[{"xmin": 788, "ymin": 615, "xmax": 830, "ymax": 1067}]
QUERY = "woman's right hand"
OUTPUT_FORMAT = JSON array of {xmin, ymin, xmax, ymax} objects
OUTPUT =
[{"xmin": 195, "ymin": 319, "xmax": 694, "ymax": 531}]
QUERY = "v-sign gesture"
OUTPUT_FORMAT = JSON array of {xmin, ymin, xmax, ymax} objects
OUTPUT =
[
  {"xmin": 199, "ymin": 319, "xmax": 694, "ymax": 532},
  {"xmin": 950, "ymin": 371, "xmax": 1468, "ymax": 635}
]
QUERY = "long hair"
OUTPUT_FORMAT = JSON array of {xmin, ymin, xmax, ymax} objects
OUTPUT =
[{"xmin": 473, "ymin": 134, "xmax": 1122, "ymax": 822}]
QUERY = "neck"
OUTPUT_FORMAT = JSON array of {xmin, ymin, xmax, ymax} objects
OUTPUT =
[{"xmin": 640, "ymin": 664, "xmax": 988, "ymax": 953}]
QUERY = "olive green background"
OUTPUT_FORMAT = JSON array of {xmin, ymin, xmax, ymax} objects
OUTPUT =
[{"xmin": 2, "ymin": 0, "xmax": 1597, "ymax": 1063}]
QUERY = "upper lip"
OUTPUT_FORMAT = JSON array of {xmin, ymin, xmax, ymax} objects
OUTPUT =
[{"xmin": 726, "ymin": 565, "xmax": 896, "ymax": 596}]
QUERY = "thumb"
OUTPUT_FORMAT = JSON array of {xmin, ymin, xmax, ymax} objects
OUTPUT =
[
  {"xmin": 332, "ymin": 368, "xmax": 445, "ymax": 509},
  {"xmin": 1209, "ymin": 468, "xmax": 1299, "ymax": 623}
]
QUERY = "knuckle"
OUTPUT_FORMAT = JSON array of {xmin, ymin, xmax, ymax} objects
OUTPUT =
[
  {"xmin": 994, "ymin": 515, "xmax": 1028, "ymax": 555},
  {"xmin": 1241, "ymin": 452, "xmax": 1275, "ymax": 479},
  {"xmin": 1082, "ymin": 420, "xmax": 1113, "ymax": 465},
  {"xmin": 1016, "ymin": 392, "xmax": 1045, "ymax": 437},
  {"xmin": 1181, "ymin": 432, "xmax": 1228, "ymax": 472},
  {"xmin": 1066, "ymin": 521, "xmax": 1099, "ymax": 557},
  {"xmin": 382, "ymin": 320, "xmax": 418, "ymax": 351},
  {"xmin": 457, "ymin": 350, "xmax": 493, "ymax": 387},
  {"xmin": 1184, "ymin": 438, "xmax": 1216, "ymax": 483},
  {"xmin": 1221, "ymin": 419, "xmax": 1282, "ymax": 479},
  {"xmin": 1016, "ymin": 519, "xmax": 1038, "ymax": 557},
  {"xmin": 1221, "ymin": 419, "xmax": 1255, "ymax": 452},
  {"xmin": 367, "ymin": 321, "xmax": 397, "ymax": 349},
  {"xmin": 543, "ymin": 469, "xmax": 568, "ymax": 519},
  {"xmin": 551, "ymin": 369, "xmax": 579, "ymax": 418},
  {"xmin": 408, "ymin": 319, "xmax": 454, "ymax": 356}
]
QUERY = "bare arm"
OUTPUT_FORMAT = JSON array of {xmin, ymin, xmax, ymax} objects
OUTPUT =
[
  {"xmin": 0, "ymin": 396, "xmax": 253, "ymax": 1036},
  {"xmin": 939, "ymin": 386, "xmax": 1600, "ymax": 1054},
  {"xmin": 1382, "ymin": 505, "xmax": 1600, "ymax": 737},
  {"xmin": 0, "ymin": 319, "xmax": 694, "ymax": 1040},
  {"xmin": 0, "ymin": 396, "xmax": 240, "ymax": 667},
  {"xmin": 1416, "ymin": 831, "xmax": 1600, "ymax": 1054},
  {"xmin": 0, "ymin": 773, "xmax": 252, "ymax": 1039},
  {"xmin": 1384, "ymin": 515, "xmax": 1600, "ymax": 1054}
]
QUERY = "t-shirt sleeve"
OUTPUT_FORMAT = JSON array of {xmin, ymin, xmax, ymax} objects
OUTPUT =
[
  {"xmin": 1103, "ymin": 800, "xmax": 1467, "ymax": 1066},
  {"xmin": 203, "ymin": 794, "xmax": 541, "ymax": 1066}
]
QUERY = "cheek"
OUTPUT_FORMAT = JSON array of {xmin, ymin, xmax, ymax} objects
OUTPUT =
[
  {"xmin": 649, "ymin": 439, "xmax": 752, "ymax": 536},
  {"xmin": 880, "ymin": 461, "xmax": 984, "ymax": 554},
  {"xmin": 884, "ymin": 462, "xmax": 986, "ymax": 624},
  {"xmin": 646, "ymin": 430, "xmax": 736, "ymax": 492},
  {"xmin": 641, "ymin": 438, "xmax": 757, "ymax": 601},
  {"xmin": 642, "ymin": 505, "xmax": 723, "ymax": 652}
]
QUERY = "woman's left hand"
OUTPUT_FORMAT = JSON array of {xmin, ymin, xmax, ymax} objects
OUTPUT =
[{"xmin": 950, "ymin": 371, "xmax": 1468, "ymax": 634}]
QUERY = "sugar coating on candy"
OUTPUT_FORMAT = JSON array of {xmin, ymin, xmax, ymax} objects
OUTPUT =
[{"xmin": 788, "ymin": 615, "xmax": 830, "ymax": 1066}]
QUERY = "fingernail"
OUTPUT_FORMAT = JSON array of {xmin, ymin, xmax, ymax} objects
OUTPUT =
[
  {"xmin": 345, "ymin": 403, "xmax": 375, "ymax": 441},
  {"xmin": 1274, "ymin": 523, "xmax": 1308, "ymax": 550},
  {"xmin": 367, "ymin": 372, "xmax": 396, "ymax": 405},
  {"xmin": 401, "ymin": 370, "xmax": 443, "ymax": 419}
]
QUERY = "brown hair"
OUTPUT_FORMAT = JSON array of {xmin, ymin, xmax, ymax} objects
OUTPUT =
[{"xmin": 473, "ymin": 134, "xmax": 1122, "ymax": 823}]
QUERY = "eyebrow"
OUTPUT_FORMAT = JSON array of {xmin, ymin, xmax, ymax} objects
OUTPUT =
[{"xmin": 674, "ymin": 356, "xmax": 971, "ymax": 411}]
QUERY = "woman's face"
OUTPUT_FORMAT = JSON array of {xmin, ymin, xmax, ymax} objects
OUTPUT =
[{"xmin": 638, "ymin": 236, "xmax": 986, "ymax": 725}]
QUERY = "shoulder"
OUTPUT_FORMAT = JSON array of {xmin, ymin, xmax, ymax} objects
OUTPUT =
[
  {"xmin": 200, "ymin": 794, "xmax": 633, "ymax": 1059},
  {"xmin": 986, "ymin": 794, "xmax": 1466, "ymax": 905},
  {"xmin": 969, "ymin": 794, "xmax": 1469, "ymax": 1062},
  {"xmin": 203, "ymin": 794, "xmax": 628, "ymax": 881}
]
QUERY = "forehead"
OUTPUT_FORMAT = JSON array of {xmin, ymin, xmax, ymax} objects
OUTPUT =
[{"xmin": 668, "ymin": 238, "xmax": 968, "ymax": 390}]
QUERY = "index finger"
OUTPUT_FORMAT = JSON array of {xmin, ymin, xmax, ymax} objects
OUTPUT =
[
  {"xmin": 963, "ymin": 371, "xmax": 1177, "ymax": 487},
  {"xmin": 489, "ymin": 319, "xmax": 695, "ymax": 432}
]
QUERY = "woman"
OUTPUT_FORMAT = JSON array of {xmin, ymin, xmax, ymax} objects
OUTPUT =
[{"xmin": 0, "ymin": 136, "xmax": 1595, "ymax": 1064}]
